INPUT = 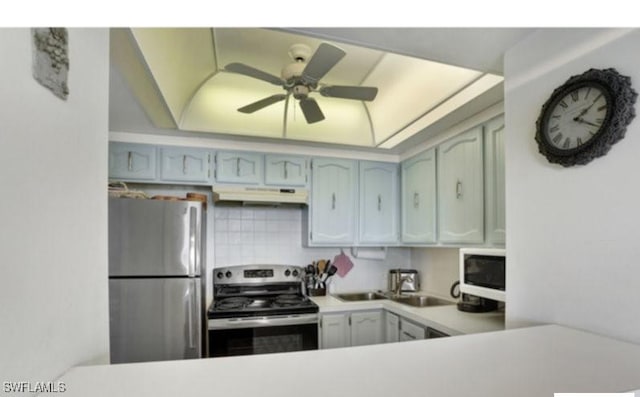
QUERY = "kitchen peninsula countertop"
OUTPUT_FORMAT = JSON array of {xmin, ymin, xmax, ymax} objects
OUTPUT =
[
  {"xmin": 310, "ymin": 293, "xmax": 505, "ymax": 335},
  {"xmin": 51, "ymin": 325, "xmax": 640, "ymax": 396}
]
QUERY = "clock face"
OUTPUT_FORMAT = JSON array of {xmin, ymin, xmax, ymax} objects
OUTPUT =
[{"xmin": 544, "ymin": 84, "xmax": 609, "ymax": 151}]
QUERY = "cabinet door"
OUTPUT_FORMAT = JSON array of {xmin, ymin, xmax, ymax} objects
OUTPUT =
[
  {"xmin": 401, "ymin": 148, "xmax": 437, "ymax": 243},
  {"xmin": 215, "ymin": 151, "xmax": 263, "ymax": 184},
  {"xmin": 399, "ymin": 318, "xmax": 425, "ymax": 342},
  {"xmin": 309, "ymin": 158, "xmax": 357, "ymax": 245},
  {"xmin": 160, "ymin": 147, "xmax": 212, "ymax": 183},
  {"xmin": 385, "ymin": 312, "xmax": 399, "ymax": 343},
  {"xmin": 350, "ymin": 311, "xmax": 383, "ymax": 346},
  {"xmin": 359, "ymin": 161, "xmax": 399, "ymax": 244},
  {"xmin": 484, "ymin": 115, "xmax": 506, "ymax": 246},
  {"xmin": 109, "ymin": 142, "xmax": 157, "ymax": 181},
  {"xmin": 264, "ymin": 154, "xmax": 308, "ymax": 187},
  {"xmin": 320, "ymin": 313, "xmax": 350, "ymax": 349},
  {"xmin": 437, "ymin": 127, "xmax": 484, "ymax": 244}
]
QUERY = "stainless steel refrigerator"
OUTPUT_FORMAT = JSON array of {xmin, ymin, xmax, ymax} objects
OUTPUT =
[{"xmin": 108, "ymin": 197, "xmax": 203, "ymax": 364}]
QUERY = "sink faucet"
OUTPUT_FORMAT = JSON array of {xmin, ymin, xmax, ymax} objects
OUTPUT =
[{"xmin": 394, "ymin": 276, "xmax": 413, "ymax": 297}]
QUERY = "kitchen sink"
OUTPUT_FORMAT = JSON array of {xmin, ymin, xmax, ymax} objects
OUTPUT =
[
  {"xmin": 334, "ymin": 292, "xmax": 388, "ymax": 302},
  {"xmin": 391, "ymin": 295, "xmax": 454, "ymax": 307}
]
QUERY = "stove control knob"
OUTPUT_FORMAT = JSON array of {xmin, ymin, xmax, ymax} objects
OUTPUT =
[
  {"xmin": 216, "ymin": 272, "xmax": 224, "ymax": 279},
  {"xmin": 292, "ymin": 269, "xmax": 299, "ymax": 277},
  {"xmin": 225, "ymin": 271, "xmax": 232, "ymax": 278},
  {"xmin": 284, "ymin": 269, "xmax": 291, "ymax": 277}
]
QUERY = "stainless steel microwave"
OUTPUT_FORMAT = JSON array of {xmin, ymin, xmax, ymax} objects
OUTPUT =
[{"xmin": 459, "ymin": 248, "xmax": 506, "ymax": 302}]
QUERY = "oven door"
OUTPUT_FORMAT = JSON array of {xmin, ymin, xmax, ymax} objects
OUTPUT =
[{"xmin": 208, "ymin": 314, "xmax": 318, "ymax": 357}]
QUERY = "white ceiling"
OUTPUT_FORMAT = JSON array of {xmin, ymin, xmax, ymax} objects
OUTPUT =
[{"xmin": 109, "ymin": 27, "xmax": 536, "ymax": 152}]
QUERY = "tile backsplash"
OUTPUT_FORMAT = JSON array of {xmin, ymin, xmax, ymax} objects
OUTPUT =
[{"xmin": 212, "ymin": 205, "xmax": 411, "ymax": 293}]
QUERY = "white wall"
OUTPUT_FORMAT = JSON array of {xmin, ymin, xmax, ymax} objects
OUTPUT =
[
  {"xmin": 504, "ymin": 28, "xmax": 640, "ymax": 343},
  {"xmin": 0, "ymin": 28, "xmax": 109, "ymax": 385},
  {"xmin": 411, "ymin": 248, "xmax": 460, "ymax": 299}
]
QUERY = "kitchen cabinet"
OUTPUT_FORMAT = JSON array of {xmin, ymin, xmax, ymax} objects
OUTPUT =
[
  {"xmin": 400, "ymin": 148, "xmax": 437, "ymax": 244},
  {"xmin": 215, "ymin": 151, "xmax": 263, "ymax": 185},
  {"xmin": 320, "ymin": 310, "xmax": 383, "ymax": 349},
  {"xmin": 159, "ymin": 147, "xmax": 212, "ymax": 183},
  {"xmin": 308, "ymin": 158, "xmax": 357, "ymax": 245},
  {"xmin": 358, "ymin": 161, "xmax": 399, "ymax": 245},
  {"xmin": 264, "ymin": 154, "xmax": 308, "ymax": 187},
  {"xmin": 437, "ymin": 126, "xmax": 484, "ymax": 244},
  {"xmin": 109, "ymin": 142, "xmax": 157, "ymax": 181},
  {"xmin": 320, "ymin": 313, "xmax": 350, "ymax": 349},
  {"xmin": 484, "ymin": 115, "xmax": 506, "ymax": 246},
  {"xmin": 350, "ymin": 311, "xmax": 384, "ymax": 346},
  {"xmin": 399, "ymin": 317, "xmax": 426, "ymax": 342},
  {"xmin": 385, "ymin": 312, "xmax": 400, "ymax": 343}
]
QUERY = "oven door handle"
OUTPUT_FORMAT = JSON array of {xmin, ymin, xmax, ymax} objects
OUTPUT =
[{"xmin": 209, "ymin": 314, "xmax": 318, "ymax": 329}]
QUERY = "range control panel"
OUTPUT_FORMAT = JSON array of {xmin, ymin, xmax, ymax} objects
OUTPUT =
[{"xmin": 214, "ymin": 265, "xmax": 303, "ymax": 285}]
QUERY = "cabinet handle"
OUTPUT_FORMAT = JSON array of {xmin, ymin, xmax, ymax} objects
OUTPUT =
[
  {"xmin": 331, "ymin": 193, "xmax": 336, "ymax": 210},
  {"xmin": 284, "ymin": 161, "xmax": 288, "ymax": 179},
  {"xmin": 182, "ymin": 155, "xmax": 187, "ymax": 174},
  {"xmin": 413, "ymin": 192, "xmax": 419, "ymax": 209},
  {"xmin": 456, "ymin": 180, "xmax": 463, "ymax": 199},
  {"xmin": 127, "ymin": 151, "xmax": 132, "ymax": 171},
  {"xmin": 236, "ymin": 158, "xmax": 240, "ymax": 177},
  {"xmin": 377, "ymin": 194, "xmax": 382, "ymax": 211}
]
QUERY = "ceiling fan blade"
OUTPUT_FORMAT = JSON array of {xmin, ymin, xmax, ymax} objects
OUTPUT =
[
  {"xmin": 320, "ymin": 86, "xmax": 379, "ymax": 101},
  {"xmin": 238, "ymin": 94, "xmax": 287, "ymax": 113},
  {"xmin": 225, "ymin": 63, "xmax": 284, "ymax": 86},
  {"xmin": 301, "ymin": 43, "xmax": 346, "ymax": 84},
  {"xmin": 298, "ymin": 98, "xmax": 325, "ymax": 124}
]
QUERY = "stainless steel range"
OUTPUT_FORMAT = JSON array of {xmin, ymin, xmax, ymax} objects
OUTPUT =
[{"xmin": 207, "ymin": 264, "xmax": 319, "ymax": 357}]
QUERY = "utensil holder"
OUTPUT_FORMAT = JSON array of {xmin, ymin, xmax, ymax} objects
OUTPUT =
[{"xmin": 307, "ymin": 288, "xmax": 326, "ymax": 297}]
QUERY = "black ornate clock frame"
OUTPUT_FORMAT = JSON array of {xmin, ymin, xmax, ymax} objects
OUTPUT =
[{"xmin": 535, "ymin": 68, "xmax": 637, "ymax": 167}]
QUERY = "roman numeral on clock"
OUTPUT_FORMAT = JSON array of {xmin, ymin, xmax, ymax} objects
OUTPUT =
[
  {"xmin": 552, "ymin": 133, "xmax": 563, "ymax": 144},
  {"xmin": 559, "ymin": 100, "xmax": 568, "ymax": 109},
  {"xmin": 571, "ymin": 91, "xmax": 579, "ymax": 102},
  {"xmin": 577, "ymin": 137, "xmax": 583, "ymax": 146},
  {"xmin": 550, "ymin": 125, "xmax": 560, "ymax": 133},
  {"xmin": 563, "ymin": 138, "xmax": 571, "ymax": 149}
]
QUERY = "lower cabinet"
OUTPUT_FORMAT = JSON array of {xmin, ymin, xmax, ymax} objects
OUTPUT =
[
  {"xmin": 320, "ymin": 310, "xmax": 383, "ymax": 349},
  {"xmin": 385, "ymin": 312, "xmax": 400, "ymax": 343},
  {"xmin": 399, "ymin": 317, "xmax": 426, "ymax": 341}
]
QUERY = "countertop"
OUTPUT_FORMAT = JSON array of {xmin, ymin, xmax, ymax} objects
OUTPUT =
[
  {"xmin": 51, "ymin": 325, "xmax": 640, "ymax": 396},
  {"xmin": 310, "ymin": 293, "xmax": 505, "ymax": 335}
]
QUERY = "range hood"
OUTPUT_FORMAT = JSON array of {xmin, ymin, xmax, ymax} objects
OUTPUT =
[{"xmin": 212, "ymin": 186, "xmax": 308, "ymax": 205}]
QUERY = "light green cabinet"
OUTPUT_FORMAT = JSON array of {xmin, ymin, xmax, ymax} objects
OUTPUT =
[
  {"xmin": 264, "ymin": 154, "xmax": 308, "ymax": 187},
  {"xmin": 484, "ymin": 115, "xmax": 506, "ymax": 246},
  {"xmin": 109, "ymin": 142, "xmax": 157, "ymax": 181},
  {"xmin": 400, "ymin": 148, "xmax": 437, "ymax": 243},
  {"xmin": 160, "ymin": 147, "xmax": 212, "ymax": 183},
  {"xmin": 320, "ymin": 310, "xmax": 383, "ymax": 349},
  {"xmin": 308, "ymin": 158, "xmax": 357, "ymax": 245},
  {"xmin": 215, "ymin": 151, "xmax": 263, "ymax": 184},
  {"xmin": 358, "ymin": 161, "xmax": 399, "ymax": 245},
  {"xmin": 437, "ymin": 126, "xmax": 484, "ymax": 244}
]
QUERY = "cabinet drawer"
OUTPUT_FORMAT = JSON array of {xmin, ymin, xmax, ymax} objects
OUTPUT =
[
  {"xmin": 109, "ymin": 143, "xmax": 157, "ymax": 181},
  {"xmin": 160, "ymin": 148, "xmax": 211, "ymax": 183},
  {"xmin": 400, "ymin": 318, "xmax": 425, "ymax": 341}
]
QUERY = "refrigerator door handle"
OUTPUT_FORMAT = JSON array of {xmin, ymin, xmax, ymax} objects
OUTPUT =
[
  {"xmin": 188, "ymin": 206, "xmax": 198, "ymax": 276},
  {"xmin": 187, "ymin": 285, "xmax": 195, "ymax": 349}
]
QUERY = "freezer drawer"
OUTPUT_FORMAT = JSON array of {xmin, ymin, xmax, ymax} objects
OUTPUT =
[
  {"xmin": 109, "ymin": 278, "xmax": 201, "ymax": 363},
  {"xmin": 109, "ymin": 197, "xmax": 202, "ymax": 277}
]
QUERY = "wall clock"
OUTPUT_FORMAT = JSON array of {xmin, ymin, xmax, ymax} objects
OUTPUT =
[{"xmin": 535, "ymin": 68, "xmax": 637, "ymax": 167}]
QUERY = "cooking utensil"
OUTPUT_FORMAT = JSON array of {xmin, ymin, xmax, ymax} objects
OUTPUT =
[{"xmin": 317, "ymin": 259, "xmax": 327, "ymax": 274}]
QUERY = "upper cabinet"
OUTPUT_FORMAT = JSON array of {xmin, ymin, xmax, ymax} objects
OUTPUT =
[
  {"xmin": 109, "ymin": 143, "xmax": 157, "ymax": 181},
  {"xmin": 308, "ymin": 158, "xmax": 357, "ymax": 245},
  {"xmin": 484, "ymin": 115, "xmax": 506, "ymax": 246},
  {"xmin": 437, "ymin": 126, "xmax": 484, "ymax": 244},
  {"xmin": 400, "ymin": 148, "xmax": 437, "ymax": 244},
  {"xmin": 358, "ymin": 161, "xmax": 399, "ymax": 245},
  {"xmin": 264, "ymin": 154, "xmax": 308, "ymax": 187},
  {"xmin": 215, "ymin": 151, "xmax": 263, "ymax": 185},
  {"xmin": 160, "ymin": 147, "xmax": 212, "ymax": 183}
]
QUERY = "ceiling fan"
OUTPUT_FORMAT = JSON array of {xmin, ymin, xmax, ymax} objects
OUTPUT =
[{"xmin": 225, "ymin": 42, "xmax": 379, "ymax": 124}]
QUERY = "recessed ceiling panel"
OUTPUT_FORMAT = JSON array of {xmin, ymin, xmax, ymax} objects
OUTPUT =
[
  {"xmin": 365, "ymin": 53, "xmax": 482, "ymax": 144},
  {"xmin": 131, "ymin": 28, "xmax": 216, "ymax": 124},
  {"xmin": 285, "ymin": 97, "xmax": 372, "ymax": 146},
  {"xmin": 180, "ymin": 73, "xmax": 284, "ymax": 139}
]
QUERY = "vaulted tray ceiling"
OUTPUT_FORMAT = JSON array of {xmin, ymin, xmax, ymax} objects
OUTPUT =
[{"xmin": 111, "ymin": 28, "xmax": 503, "ymax": 148}]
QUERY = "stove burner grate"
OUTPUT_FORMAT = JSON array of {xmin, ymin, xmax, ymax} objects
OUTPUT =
[{"xmin": 216, "ymin": 297, "xmax": 253, "ymax": 310}]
